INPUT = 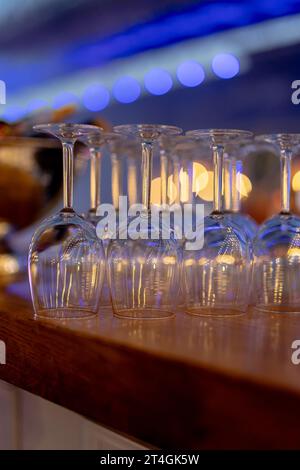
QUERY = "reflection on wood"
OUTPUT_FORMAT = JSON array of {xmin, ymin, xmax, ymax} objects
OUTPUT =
[{"xmin": 0, "ymin": 279, "xmax": 300, "ymax": 448}]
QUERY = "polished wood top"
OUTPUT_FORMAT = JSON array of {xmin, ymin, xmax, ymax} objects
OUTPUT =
[{"xmin": 0, "ymin": 278, "xmax": 300, "ymax": 448}]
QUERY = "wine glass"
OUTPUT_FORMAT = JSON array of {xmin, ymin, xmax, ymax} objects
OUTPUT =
[
  {"xmin": 108, "ymin": 124, "xmax": 182, "ymax": 319},
  {"xmin": 161, "ymin": 135, "xmax": 212, "ymax": 309},
  {"xmin": 253, "ymin": 133, "xmax": 300, "ymax": 313},
  {"xmin": 184, "ymin": 129, "xmax": 253, "ymax": 316},
  {"xmin": 29, "ymin": 123, "xmax": 105, "ymax": 319},
  {"xmin": 79, "ymin": 130, "xmax": 124, "ymax": 308},
  {"xmin": 223, "ymin": 140, "xmax": 258, "ymax": 241}
]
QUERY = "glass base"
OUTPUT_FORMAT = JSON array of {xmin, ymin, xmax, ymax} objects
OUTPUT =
[
  {"xmin": 34, "ymin": 308, "xmax": 97, "ymax": 320},
  {"xmin": 255, "ymin": 304, "xmax": 300, "ymax": 314},
  {"xmin": 113, "ymin": 308, "xmax": 175, "ymax": 320},
  {"xmin": 185, "ymin": 306, "xmax": 246, "ymax": 317}
]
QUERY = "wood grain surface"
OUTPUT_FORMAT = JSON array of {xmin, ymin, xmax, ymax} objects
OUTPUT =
[{"xmin": 0, "ymin": 278, "xmax": 300, "ymax": 449}]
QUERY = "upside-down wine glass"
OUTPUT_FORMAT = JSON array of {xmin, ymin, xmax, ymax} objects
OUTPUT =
[
  {"xmin": 29, "ymin": 123, "xmax": 105, "ymax": 319},
  {"xmin": 184, "ymin": 129, "xmax": 253, "ymax": 316},
  {"xmin": 109, "ymin": 124, "xmax": 182, "ymax": 319},
  {"xmin": 223, "ymin": 140, "xmax": 258, "ymax": 241},
  {"xmin": 162, "ymin": 135, "xmax": 212, "ymax": 309},
  {"xmin": 254, "ymin": 134, "xmax": 300, "ymax": 313},
  {"xmin": 79, "ymin": 130, "xmax": 124, "ymax": 307}
]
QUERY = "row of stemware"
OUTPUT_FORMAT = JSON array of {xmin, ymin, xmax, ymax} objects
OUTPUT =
[{"xmin": 28, "ymin": 123, "xmax": 300, "ymax": 319}]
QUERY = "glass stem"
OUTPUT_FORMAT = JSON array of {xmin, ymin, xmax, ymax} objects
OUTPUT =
[
  {"xmin": 111, "ymin": 152, "xmax": 121, "ymax": 211},
  {"xmin": 232, "ymin": 160, "xmax": 242, "ymax": 212},
  {"xmin": 179, "ymin": 160, "xmax": 189, "ymax": 204},
  {"xmin": 160, "ymin": 151, "xmax": 168, "ymax": 207},
  {"xmin": 141, "ymin": 142, "xmax": 153, "ymax": 212},
  {"xmin": 62, "ymin": 141, "xmax": 74, "ymax": 212},
  {"xmin": 90, "ymin": 149, "xmax": 101, "ymax": 212},
  {"xmin": 212, "ymin": 144, "xmax": 224, "ymax": 214},
  {"xmin": 128, "ymin": 157, "xmax": 137, "ymax": 206},
  {"xmin": 280, "ymin": 148, "xmax": 292, "ymax": 214},
  {"xmin": 223, "ymin": 158, "xmax": 233, "ymax": 212},
  {"xmin": 173, "ymin": 156, "xmax": 180, "ymax": 205}
]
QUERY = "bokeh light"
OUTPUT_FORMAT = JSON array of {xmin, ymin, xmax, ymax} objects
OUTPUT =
[
  {"xmin": 167, "ymin": 175, "xmax": 177, "ymax": 204},
  {"xmin": 151, "ymin": 176, "xmax": 177, "ymax": 205},
  {"xmin": 177, "ymin": 60, "xmax": 205, "ymax": 87},
  {"xmin": 144, "ymin": 68, "xmax": 173, "ymax": 95},
  {"xmin": 113, "ymin": 76, "xmax": 141, "ymax": 104},
  {"xmin": 83, "ymin": 84, "xmax": 110, "ymax": 111},
  {"xmin": 151, "ymin": 177, "xmax": 161, "ymax": 205},
  {"xmin": 198, "ymin": 171, "xmax": 214, "ymax": 201},
  {"xmin": 292, "ymin": 171, "xmax": 300, "ymax": 191},
  {"xmin": 212, "ymin": 53, "xmax": 240, "ymax": 79},
  {"xmin": 192, "ymin": 162, "xmax": 209, "ymax": 193},
  {"xmin": 237, "ymin": 174, "xmax": 252, "ymax": 197},
  {"xmin": 179, "ymin": 169, "xmax": 190, "ymax": 203}
]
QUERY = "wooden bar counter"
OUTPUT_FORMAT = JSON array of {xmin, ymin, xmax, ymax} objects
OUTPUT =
[{"xmin": 0, "ymin": 278, "xmax": 300, "ymax": 449}]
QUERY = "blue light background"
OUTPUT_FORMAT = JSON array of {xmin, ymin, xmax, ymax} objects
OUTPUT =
[
  {"xmin": 112, "ymin": 76, "xmax": 141, "ymax": 103},
  {"xmin": 144, "ymin": 69, "xmax": 173, "ymax": 96},
  {"xmin": 83, "ymin": 84, "xmax": 110, "ymax": 111},
  {"xmin": 212, "ymin": 53, "xmax": 240, "ymax": 79},
  {"xmin": 177, "ymin": 61, "xmax": 205, "ymax": 87}
]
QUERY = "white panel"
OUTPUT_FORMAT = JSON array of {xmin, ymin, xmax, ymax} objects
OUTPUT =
[
  {"xmin": 0, "ymin": 381, "xmax": 147, "ymax": 450},
  {"xmin": 19, "ymin": 390, "xmax": 84, "ymax": 450},
  {"xmin": 0, "ymin": 380, "xmax": 19, "ymax": 450},
  {"xmin": 19, "ymin": 389, "xmax": 147, "ymax": 450},
  {"xmin": 81, "ymin": 420, "xmax": 147, "ymax": 450}
]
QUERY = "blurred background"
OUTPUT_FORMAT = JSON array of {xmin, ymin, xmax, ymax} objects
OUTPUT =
[
  {"xmin": 1, "ymin": 0, "xmax": 300, "ymax": 271},
  {"xmin": 1, "ymin": 0, "xmax": 300, "ymax": 129}
]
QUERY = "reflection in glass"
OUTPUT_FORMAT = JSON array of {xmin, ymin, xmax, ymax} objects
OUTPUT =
[
  {"xmin": 29, "ymin": 124, "xmax": 105, "ymax": 319},
  {"xmin": 223, "ymin": 142, "xmax": 258, "ymax": 241},
  {"xmin": 184, "ymin": 129, "xmax": 253, "ymax": 316},
  {"xmin": 254, "ymin": 134, "xmax": 300, "ymax": 313},
  {"xmin": 79, "ymin": 130, "xmax": 124, "ymax": 308},
  {"xmin": 109, "ymin": 124, "xmax": 182, "ymax": 319}
]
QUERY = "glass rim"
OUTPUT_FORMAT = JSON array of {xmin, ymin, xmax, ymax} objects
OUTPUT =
[
  {"xmin": 79, "ymin": 131, "xmax": 126, "ymax": 147},
  {"xmin": 256, "ymin": 133, "xmax": 300, "ymax": 148},
  {"xmin": 33, "ymin": 122, "xmax": 103, "ymax": 137},
  {"xmin": 186, "ymin": 129, "xmax": 253, "ymax": 140},
  {"xmin": 161, "ymin": 134, "xmax": 211, "ymax": 154},
  {"xmin": 113, "ymin": 123, "xmax": 183, "ymax": 139},
  {"xmin": 108, "ymin": 136, "xmax": 143, "ymax": 155}
]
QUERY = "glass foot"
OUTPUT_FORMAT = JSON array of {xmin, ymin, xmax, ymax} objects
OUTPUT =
[
  {"xmin": 185, "ymin": 306, "xmax": 246, "ymax": 317},
  {"xmin": 255, "ymin": 304, "xmax": 300, "ymax": 314},
  {"xmin": 113, "ymin": 308, "xmax": 175, "ymax": 320},
  {"xmin": 34, "ymin": 308, "xmax": 97, "ymax": 320}
]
